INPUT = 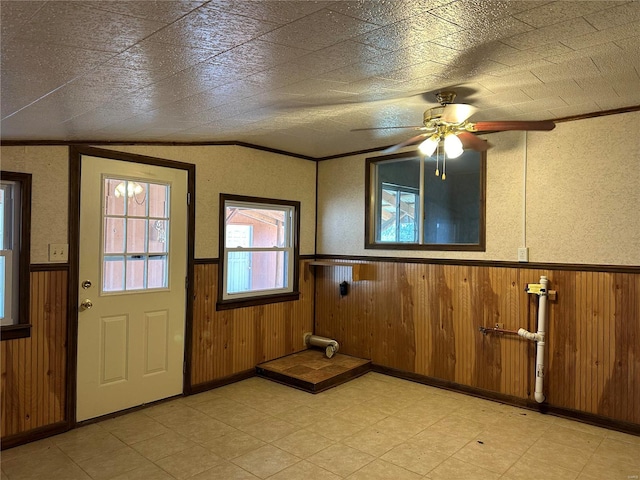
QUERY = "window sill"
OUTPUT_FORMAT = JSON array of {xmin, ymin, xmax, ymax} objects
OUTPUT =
[
  {"xmin": 216, "ymin": 292, "xmax": 300, "ymax": 311},
  {"xmin": 1, "ymin": 324, "xmax": 32, "ymax": 341},
  {"xmin": 365, "ymin": 242, "xmax": 486, "ymax": 252}
]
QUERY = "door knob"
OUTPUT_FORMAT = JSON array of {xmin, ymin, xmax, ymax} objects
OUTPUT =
[{"xmin": 80, "ymin": 299, "xmax": 93, "ymax": 310}]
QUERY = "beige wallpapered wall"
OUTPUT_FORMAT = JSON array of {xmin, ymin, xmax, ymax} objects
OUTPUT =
[
  {"xmin": 317, "ymin": 110, "xmax": 640, "ymax": 266},
  {"xmin": 1, "ymin": 146, "xmax": 69, "ymax": 263},
  {"xmin": 101, "ymin": 145, "xmax": 317, "ymax": 258},
  {"xmin": 525, "ymin": 113, "xmax": 639, "ymax": 265},
  {"xmin": 2, "ymin": 111, "xmax": 638, "ymax": 266},
  {"xmin": 0, "ymin": 145, "xmax": 317, "ymax": 262}
]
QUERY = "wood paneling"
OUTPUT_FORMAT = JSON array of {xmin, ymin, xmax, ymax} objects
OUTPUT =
[
  {"xmin": 1, "ymin": 270, "xmax": 67, "ymax": 439},
  {"xmin": 315, "ymin": 260, "xmax": 640, "ymax": 426},
  {"xmin": 4, "ymin": 259, "xmax": 636, "ymax": 444},
  {"xmin": 190, "ymin": 260, "xmax": 314, "ymax": 386}
]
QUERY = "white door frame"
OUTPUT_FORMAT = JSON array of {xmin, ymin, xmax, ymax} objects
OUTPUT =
[{"xmin": 68, "ymin": 146, "xmax": 195, "ymax": 425}]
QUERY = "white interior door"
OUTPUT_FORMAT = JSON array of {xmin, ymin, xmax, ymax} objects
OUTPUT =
[{"xmin": 77, "ymin": 155, "xmax": 188, "ymax": 422}]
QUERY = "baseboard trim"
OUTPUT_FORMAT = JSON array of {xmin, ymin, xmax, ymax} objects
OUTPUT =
[
  {"xmin": 1, "ymin": 421, "xmax": 69, "ymax": 450},
  {"xmin": 187, "ymin": 369, "xmax": 256, "ymax": 395},
  {"xmin": 372, "ymin": 364, "xmax": 640, "ymax": 436}
]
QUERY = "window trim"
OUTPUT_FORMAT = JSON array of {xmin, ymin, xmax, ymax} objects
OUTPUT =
[
  {"xmin": 365, "ymin": 151, "xmax": 486, "ymax": 251},
  {"xmin": 0, "ymin": 171, "xmax": 32, "ymax": 341},
  {"xmin": 217, "ymin": 194, "xmax": 300, "ymax": 311}
]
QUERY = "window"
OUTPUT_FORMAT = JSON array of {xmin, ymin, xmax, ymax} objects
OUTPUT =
[
  {"xmin": 1, "ymin": 171, "xmax": 31, "ymax": 340},
  {"xmin": 379, "ymin": 183, "xmax": 419, "ymax": 243},
  {"xmin": 102, "ymin": 178, "xmax": 170, "ymax": 293},
  {"xmin": 218, "ymin": 194, "xmax": 300, "ymax": 309},
  {"xmin": 366, "ymin": 150, "xmax": 485, "ymax": 251}
]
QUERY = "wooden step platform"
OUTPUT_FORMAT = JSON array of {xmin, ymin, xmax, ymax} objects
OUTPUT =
[{"xmin": 256, "ymin": 349, "xmax": 371, "ymax": 393}]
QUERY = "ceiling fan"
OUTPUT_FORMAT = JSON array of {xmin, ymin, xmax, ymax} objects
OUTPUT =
[{"xmin": 355, "ymin": 90, "xmax": 556, "ymax": 157}]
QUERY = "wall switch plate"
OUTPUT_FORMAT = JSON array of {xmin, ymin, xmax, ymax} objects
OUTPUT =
[
  {"xmin": 48, "ymin": 243, "xmax": 68, "ymax": 262},
  {"xmin": 518, "ymin": 247, "xmax": 529, "ymax": 262}
]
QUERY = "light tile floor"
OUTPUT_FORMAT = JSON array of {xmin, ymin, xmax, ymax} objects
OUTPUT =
[{"xmin": 1, "ymin": 373, "xmax": 639, "ymax": 480}]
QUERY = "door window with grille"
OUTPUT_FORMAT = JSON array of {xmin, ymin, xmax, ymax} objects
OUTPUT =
[{"xmin": 102, "ymin": 178, "xmax": 170, "ymax": 293}]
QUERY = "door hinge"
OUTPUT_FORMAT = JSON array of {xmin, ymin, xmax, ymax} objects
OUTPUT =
[
  {"xmin": 185, "ymin": 276, "xmax": 188, "ymax": 289},
  {"xmin": 187, "ymin": 192, "xmax": 191, "ymax": 205},
  {"xmin": 183, "ymin": 361, "xmax": 187, "ymax": 374}
]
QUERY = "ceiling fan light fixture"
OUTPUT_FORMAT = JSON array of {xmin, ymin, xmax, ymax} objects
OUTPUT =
[
  {"xmin": 418, "ymin": 134, "xmax": 439, "ymax": 156},
  {"xmin": 444, "ymin": 133, "xmax": 464, "ymax": 159},
  {"xmin": 114, "ymin": 181, "xmax": 144, "ymax": 198}
]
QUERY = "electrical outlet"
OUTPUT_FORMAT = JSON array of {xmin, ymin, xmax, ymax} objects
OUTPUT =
[
  {"xmin": 517, "ymin": 247, "xmax": 529, "ymax": 263},
  {"xmin": 49, "ymin": 243, "xmax": 68, "ymax": 262}
]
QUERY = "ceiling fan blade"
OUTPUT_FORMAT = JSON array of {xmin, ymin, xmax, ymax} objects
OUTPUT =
[
  {"xmin": 383, "ymin": 133, "xmax": 429, "ymax": 153},
  {"xmin": 458, "ymin": 132, "xmax": 490, "ymax": 151},
  {"xmin": 441, "ymin": 103, "xmax": 476, "ymax": 124},
  {"xmin": 351, "ymin": 125, "xmax": 423, "ymax": 132},
  {"xmin": 469, "ymin": 120, "xmax": 556, "ymax": 132}
]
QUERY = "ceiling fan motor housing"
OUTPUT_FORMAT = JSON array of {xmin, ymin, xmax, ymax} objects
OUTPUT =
[
  {"xmin": 435, "ymin": 91, "xmax": 457, "ymax": 105},
  {"xmin": 423, "ymin": 107, "xmax": 445, "ymax": 129}
]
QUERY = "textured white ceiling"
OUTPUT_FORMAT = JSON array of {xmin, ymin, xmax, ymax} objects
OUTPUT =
[{"xmin": 2, "ymin": 0, "xmax": 639, "ymax": 158}]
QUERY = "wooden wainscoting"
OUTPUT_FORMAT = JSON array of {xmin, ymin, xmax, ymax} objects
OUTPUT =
[
  {"xmin": 314, "ymin": 260, "xmax": 640, "ymax": 427},
  {"xmin": 191, "ymin": 259, "xmax": 314, "ymax": 388},
  {"xmin": 1, "ymin": 269, "xmax": 68, "ymax": 440}
]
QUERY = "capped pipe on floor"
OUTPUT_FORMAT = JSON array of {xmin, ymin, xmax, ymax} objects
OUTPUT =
[{"xmin": 304, "ymin": 334, "xmax": 339, "ymax": 358}]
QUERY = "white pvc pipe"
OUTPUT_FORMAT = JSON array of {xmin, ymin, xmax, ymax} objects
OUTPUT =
[
  {"xmin": 534, "ymin": 276, "xmax": 548, "ymax": 403},
  {"xmin": 517, "ymin": 328, "xmax": 541, "ymax": 342},
  {"xmin": 505, "ymin": 275, "xmax": 549, "ymax": 403}
]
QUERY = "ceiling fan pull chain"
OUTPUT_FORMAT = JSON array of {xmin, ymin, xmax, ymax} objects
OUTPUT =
[
  {"xmin": 442, "ymin": 151, "xmax": 447, "ymax": 181},
  {"xmin": 435, "ymin": 142, "xmax": 440, "ymax": 177}
]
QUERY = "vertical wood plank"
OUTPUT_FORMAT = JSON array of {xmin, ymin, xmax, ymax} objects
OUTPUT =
[
  {"xmin": 1, "ymin": 269, "xmax": 67, "ymax": 441},
  {"xmin": 589, "ymin": 271, "xmax": 595, "ymax": 413},
  {"xmin": 578, "ymin": 271, "xmax": 586, "ymax": 412},
  {"xmin": 1, "ymin": 336, "xmax": 6, "ymax": 437},
  {"xmin": 631, "ymin": 276, "xmax": 636, "ymax": 423},
  {"xmin": 604, "ymin": 271, "xmax": 614, "ymax": 417}
]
